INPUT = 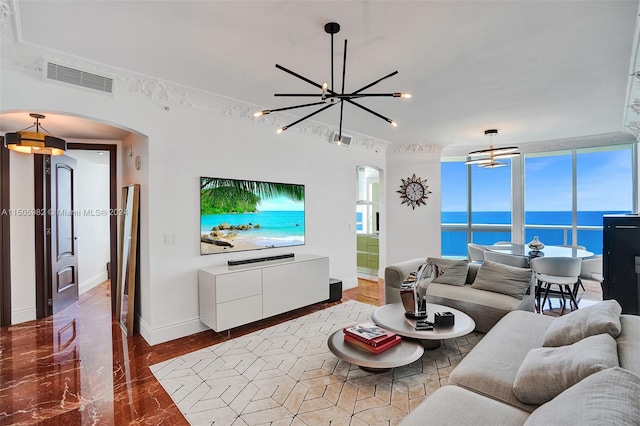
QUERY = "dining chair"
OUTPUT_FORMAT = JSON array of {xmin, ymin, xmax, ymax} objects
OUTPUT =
[
  {"xmin": 493, "ymin": 241, "xmax": 515, "ymax": 246},
  {"xmin": 574, "ymin": 254, "xmax": 603, "ymax": 297},
  {"xmin": 530, "ymin": 257, "xmax": 582, "ymax": 314},
  {"xmin": 483, "ymin": 250, "xmax": 529, "ymax": 268},
  {"xmin": 467, "ymin": 243, "xmax": 488, "ymax": 263}
]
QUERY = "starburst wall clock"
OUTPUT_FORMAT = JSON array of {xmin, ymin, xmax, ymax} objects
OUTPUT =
[{"xmin": 397, "ymin": 174, "xmax": 432, "ymax": 209}]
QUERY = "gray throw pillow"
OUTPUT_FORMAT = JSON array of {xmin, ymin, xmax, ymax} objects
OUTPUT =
[
  {"xmin": 524, "ymin": 367, "xmax": 640, "ymax": 426},
  {"xmin": 513, "ymin": 333, "xmax": 619, "ymax": 405},
  {"xmin": 469, "ymin": 259, "xmax": 532, "ymax": 299},
  {"xmin": 426, "ymin": 257, "xmax": 469, "ymax": 286},
  {"xmin": 542, "ymin": 299, "xmax": 622, "ymax": 347}
]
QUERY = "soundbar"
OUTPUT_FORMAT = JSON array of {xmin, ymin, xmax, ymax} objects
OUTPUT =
[{"xmin": 228, "ymin": 253, "xmax": 295, "ymax": 269}]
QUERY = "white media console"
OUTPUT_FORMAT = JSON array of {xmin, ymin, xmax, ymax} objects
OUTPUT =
[{"xmin": 198, "ymin": 253, "xmax": 329, "ymax": 332}]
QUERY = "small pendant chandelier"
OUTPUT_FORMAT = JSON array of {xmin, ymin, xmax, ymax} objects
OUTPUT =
[
  {"xmin": 464, "ymin": 129, "xmax": 519, "ymax": 168},
  {"xmin": 4, "ymin": 113, "xmax": 67, "ymax": 156}
]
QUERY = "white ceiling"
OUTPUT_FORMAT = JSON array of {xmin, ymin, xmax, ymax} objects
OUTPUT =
[{"xmin": 2, "ymin": 0, "xmax": 639, "ymax": 151}]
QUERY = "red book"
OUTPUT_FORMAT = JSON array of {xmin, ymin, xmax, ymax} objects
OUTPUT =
[
  {"xmin": 343, "ymin": 322, "xmax": 396, "ymax": 347},
  {"xmin": 343, "ymin": 334, "xmax": 402, "ymax": 354}
]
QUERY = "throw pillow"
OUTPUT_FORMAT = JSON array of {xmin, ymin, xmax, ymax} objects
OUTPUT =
[
  {"xmin": 426, "ymin": 257, "xmax": 469, "ymax": 286},
  {"xmin": 524, "ymin": 367, "xmax": 640, "ymax": 425},
  {"xmin": 513, "ymin": 333, "xmax": 619, "ymax": 405},
  {"xmin": 542, "ymin": 299, "xmax": 622, "ymax": 347},
  {"xmin": 469, "ymin": 259, "xmax": 532, "ymax": 299}
]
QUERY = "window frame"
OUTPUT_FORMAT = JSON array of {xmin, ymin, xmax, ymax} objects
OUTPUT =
[{"xmin": 441, "ymin": 143, "xmax": 638, "ymax": 257}]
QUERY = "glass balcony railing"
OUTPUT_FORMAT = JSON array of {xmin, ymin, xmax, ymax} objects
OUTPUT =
[{"xmin": 441, "ymin": 223, "xmax": 604, "ymax": 257}]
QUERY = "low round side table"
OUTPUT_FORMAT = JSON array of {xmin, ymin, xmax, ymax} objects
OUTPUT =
[
  {"xmin": 327, "ymin": 329, "xmax": 424, "ymax": 372},
  {"xmin": 371, "ymin": 303, "xmax": 476, "ymax": 350}
]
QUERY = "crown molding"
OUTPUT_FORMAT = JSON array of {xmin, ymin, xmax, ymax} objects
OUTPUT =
[
  {"xmin": 0, "ymin": 1, "xmax": 12, "ymax": 37},
  {"xmin": 1, "ymin": 39, "xmax": 390, "ymax": 152},
  {"xmin": 391, "ymin": 143, "xmax": 442, "ymax": 153}
]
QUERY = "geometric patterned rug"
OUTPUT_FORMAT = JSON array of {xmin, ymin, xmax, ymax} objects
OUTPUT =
[{"xmin": 151, "ymin": 300, "xmax": 482, "ymax": 425}]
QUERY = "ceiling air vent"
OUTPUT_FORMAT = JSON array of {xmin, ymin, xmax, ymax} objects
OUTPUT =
[
  {"xmin": 330, "ymin": 131, "xmax": 351, "ymax": 147},
  {"xmin": 45, "ymin": 61, "xmax": 114, "ymax": 95}
]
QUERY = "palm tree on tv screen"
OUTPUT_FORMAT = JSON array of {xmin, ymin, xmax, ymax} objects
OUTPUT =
[{"xmin": 200, "ymin": 177, "xmax": 304, "ymax": 214}]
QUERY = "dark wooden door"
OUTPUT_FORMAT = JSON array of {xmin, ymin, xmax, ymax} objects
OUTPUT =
[{"xmin": 50, "ymin": 155, "xmax": 79, "ymax": 314}]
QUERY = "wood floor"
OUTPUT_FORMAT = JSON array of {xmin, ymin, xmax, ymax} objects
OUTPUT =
[{"xmin": 0, "ymin": 275, "xmax": 602, "ymax": 424}]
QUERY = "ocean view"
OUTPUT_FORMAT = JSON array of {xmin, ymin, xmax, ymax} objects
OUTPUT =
[
  {"xmin": 441, "ymin": 210, "xmax": 631, "ymax": 257},
  {"xmin": 201, "ymin": 210, "xmax": 305, "ymax": 248}
]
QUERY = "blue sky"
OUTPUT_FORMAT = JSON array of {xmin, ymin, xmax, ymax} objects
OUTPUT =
[
  {"xmin": 442, "ymin": 148, "xmax": 633, "ymax": 212},
  {"xmin": 259, "ymin": 195, "xmax": 304, "ymax": 211}
]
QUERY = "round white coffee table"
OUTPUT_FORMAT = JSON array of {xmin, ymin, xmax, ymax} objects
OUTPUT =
[
  {"xmin": 327, "ymin": 329, "xmax": 424, "ymax": 372},
  {"xmin": 371, "ymin": 303, "xmax": 475, "ymax": 349}
]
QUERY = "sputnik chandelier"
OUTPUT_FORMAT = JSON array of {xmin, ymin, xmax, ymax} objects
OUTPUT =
[
  {"xmin": 254, "ymin": 22, "xmax": 411, "ymax": 143},
  {"xmin": 464, "ymin": 129, "xmax": 520, "ymax": 168}
]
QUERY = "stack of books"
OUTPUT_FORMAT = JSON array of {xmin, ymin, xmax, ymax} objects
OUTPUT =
[{"xmin": 343, "ymin": 322, "xmax": 400, "ymax": 354}]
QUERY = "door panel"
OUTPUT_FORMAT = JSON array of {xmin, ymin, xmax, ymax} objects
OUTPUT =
[{"xmin": 50, "ymin": 156, "xmax": 78, "ymax": 314}]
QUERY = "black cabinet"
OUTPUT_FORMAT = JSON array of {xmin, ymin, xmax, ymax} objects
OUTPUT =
[{"xmin": 603, "ymin": 215, "xmax": 640, "ymax": 315}]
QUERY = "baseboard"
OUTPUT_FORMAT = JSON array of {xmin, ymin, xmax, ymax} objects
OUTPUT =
[
  {"xmin": 342, "ymin": 276, "xmax": 358, "ymax": 290},
  {"xmin": 79, "ymin": 271, "xmax": 108, "ymax": 294},
  {"xmin": 137, "ymin": 314, "xmax": 209, "ymax": 346},
  {"xmin": 12, "ymin": 306, "xmax": 36, "ymax": 324}
]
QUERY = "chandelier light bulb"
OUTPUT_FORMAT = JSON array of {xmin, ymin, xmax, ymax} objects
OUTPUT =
[
  {"xmin": 276, "ymin": 128, "xmax": 284, "ymax": 134},
  {"xmin": 322, "ymin": 82, "xmax": 328, "ymax": 91},
  {"xmin": 253, "ymin": 111, "xmax": 263, "ymax": 117},
  {"xmin": 390, "ymin": 121, "xmax": 398, "ymax": 127}
]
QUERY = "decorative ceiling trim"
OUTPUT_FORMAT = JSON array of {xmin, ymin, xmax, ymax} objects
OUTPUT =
[
  {"xmin": 228, "ymin": 104, "xmax": 390, "ymax": 152},
  {"xmin": 391, "ymin": 143, "xmax": 442, "ymax": 153},
  {"xmin": 2, "ymin": 40, "xmax": 389, "ymax": 152},
  {"xmin": 0, "ymin": 1, "xmax": 12, "ymax": 36}
]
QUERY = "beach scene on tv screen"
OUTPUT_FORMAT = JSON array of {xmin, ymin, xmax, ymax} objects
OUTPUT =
[{"xmin": 200, "ymin": 177, "xmax": 305, "ymax": 255}]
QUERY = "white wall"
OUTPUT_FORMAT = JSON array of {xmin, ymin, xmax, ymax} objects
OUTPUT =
[
  {"xmin": 385, "ymin": 146, "xmax": 443, "ymax": 265},
  {"xmin": 1, "ymin": 67, "xmax": 386, "ymax": 344},
  {"xmin": 9, "ymin": 151, "xmax": 36, "ymax": 323},
  {"xmin": 66, "ymin": 150, "xmax": 110, "ymax": 294}
]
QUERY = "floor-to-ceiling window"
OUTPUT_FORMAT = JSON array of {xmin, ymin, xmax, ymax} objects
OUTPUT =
[
  {"xmin": 575, "ymin": 146, "xmax": 633, "ymax": 253},
  {"xmin": 441, "ymin": 158, "xmax": 513, "ymax": 257},
  {"xmin": 524, "ymin": 151, "xmax": 573, "ymax": 247},
  {"xmin": 471, "ymin": 159, "xmax": 512, "ymax": 246},
  {"xmin": 441, "ymin": 160, "xmax": 467, "ymax": 257},
  {"xmin": 442, "ymin": 143, "xmax": 636, "ymax": 257}
]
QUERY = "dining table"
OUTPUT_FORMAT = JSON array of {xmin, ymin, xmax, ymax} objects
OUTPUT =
[{"xmin": 485, "ymin": 243, "xmax": 594, "ymax": 259}]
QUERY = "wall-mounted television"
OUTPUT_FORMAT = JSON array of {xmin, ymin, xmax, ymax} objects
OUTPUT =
[{"xmin": 200, "ymin": 177, "xmax": 305, "ymax": 255}]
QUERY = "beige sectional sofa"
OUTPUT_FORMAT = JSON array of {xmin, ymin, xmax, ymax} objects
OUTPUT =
[
  {"xmin": 385, "ymin": 258, "xmax": 535, "ymax": 332},
  {"xmin": 400, "ymin": 302, "xmax": 640, "ymax": 425}
]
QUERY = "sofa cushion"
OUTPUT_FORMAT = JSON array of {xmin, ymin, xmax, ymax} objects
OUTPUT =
[
  {"xmin": 542, "ymin": 299, "xmax": 622, "ymax": 347},
  {"xmin": 425, "ymin": 283, "xmax": 534, "ymax": 333},
  {"xmin": 618, "ymin": 315, "xmax": 640, "ymax": 376},
  {"xmin": 448, "ymin": 310, "xmax": 555, "ymax": 412},
  {"xmin": 427, "ymin": 257, "xmax": 469, "ymax": 286},
  {"xmin": 470, "ymin": 259, "xmax": 532, "ymax": 299},
  {"xmin": 524, "ymin": 367, "xmax": 640, "ymax": 426},
  {"xmin": 513, "ymin": 333, "xmax": 619, "ymax": 405},
  {"xmin": 399, "ymin": 385, "xmax": 529, "ymax": 426}
]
